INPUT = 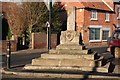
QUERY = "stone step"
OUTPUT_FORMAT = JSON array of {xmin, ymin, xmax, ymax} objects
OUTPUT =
[
  {"xmin": 24, "ymin": 65, "xmax": 108, "ymax": 73},
  {"xmin": 3, "ymin": 68, "xmax": 119, "ymax": 79},
  {"xmin": 49, "ymin": 49, "xmax": 89, "ymax": 54},
  {"xmin": 32, "ymin": 58, "xmax": 103, "ymax": 67},
  {"xmin": 41, "ymin": 53, "xmax": 96, "ymax": 60},
  {"xmin": 56, "ymin": 44, "xmax": 84, "ymax": 50}
]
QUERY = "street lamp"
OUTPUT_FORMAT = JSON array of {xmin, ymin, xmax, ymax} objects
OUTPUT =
[
  {"xmin": 46, "ymin": 21, "xmax": 51, "ymax": 50},
  {"xmin": 44, "ymin": 0, "xmax": 54, "ymax": 51},
  {"xmin": 48, "ymin": 1, "xmax": 52, "ymax": 50}
]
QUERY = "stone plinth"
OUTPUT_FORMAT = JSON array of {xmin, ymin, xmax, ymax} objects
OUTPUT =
[
  {"xmin": 56, "ymin": 44, "xmax": 83, "ymax": 50},
  {"xmin": 60, "ymin": 30, "xmax": 80, "ymax": 45},
  {"xmin": 32, "ymin": 58, "xmax": 96, "ymax": 67},
  {"xmin": 41, "ymin": 54, "xmax": 95, "ymax": 60}
]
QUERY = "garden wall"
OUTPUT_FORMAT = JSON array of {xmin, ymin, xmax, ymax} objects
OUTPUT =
[
  {"xmin": 32, "ymin": 32, "xmax": 57, "ymax": 49},
  {"xmin": 0, "ymin": 40, "xmax": 17, "ymax": 53}
]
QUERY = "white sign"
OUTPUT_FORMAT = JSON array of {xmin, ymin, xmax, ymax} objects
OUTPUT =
[
  {"xmin": 46, "ymin": 21, "xmax": 50, "ymax": 27},
  {"xmin": 43, "ymin": 0, "xmax": 55, "ymax": 10}
]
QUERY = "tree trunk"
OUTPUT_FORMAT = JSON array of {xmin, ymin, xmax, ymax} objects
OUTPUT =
[{"xmin": 29, "ymin": 26, "xmax": 32, "ymax": 49}]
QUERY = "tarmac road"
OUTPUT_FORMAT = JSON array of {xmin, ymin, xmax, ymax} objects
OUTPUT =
[
  {"xmin": 1, "ymin": 48, "xmax": 120, "ymax": 79},
  {"xmin": 1, "ymin": 49, "xmax": 48, "ymax": 68}
]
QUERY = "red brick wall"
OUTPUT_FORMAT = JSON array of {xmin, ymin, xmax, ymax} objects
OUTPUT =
[
  {"xmin": 51, "ymin": 34, "xmax": 57, "ymax": 48},
  {"xmin": 0, "ymin": 40, "xmax": 17, "ymax": 53},
  {"xmin": 84, "ymin": 9, "xmax": 113, "ymax": 25},
  {"xmin": 32, "ymin": 33, "xmax": 57, "ymax": 49}
]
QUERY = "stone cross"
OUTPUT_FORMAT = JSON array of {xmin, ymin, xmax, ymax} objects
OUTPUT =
[
  {"xmin": 60, "ymin": 6, "xmax": 79, "ymax": 45},
  {"xmin": 67, "ymin": 6, "xmax": 76, "ymax": 31}
]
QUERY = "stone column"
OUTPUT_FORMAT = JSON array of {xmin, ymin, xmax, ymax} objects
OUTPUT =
[{"xmin": 67, "ymin": 6, "xmax": 76, "ymax": 31}]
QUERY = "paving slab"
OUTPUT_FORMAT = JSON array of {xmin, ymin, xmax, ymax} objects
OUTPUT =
[{"xmin": 2, "ymin": 67, "xmax": 120, "ymax": 79}]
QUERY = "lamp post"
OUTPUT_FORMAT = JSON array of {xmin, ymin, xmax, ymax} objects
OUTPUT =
[
  {"xmin": 44, "ymin": 0, "xmax": 54, "ymax": 50},
  {"xmin": 48, "ymin": 1, "xmax": 52, "ymax": 50},
  {"xmin": 46, "ymin": 21, "xmax": 51, "ymax": 51},
  {"xmin": 6, "ymin": 40, "xmax": 11, "ymax": 69}
]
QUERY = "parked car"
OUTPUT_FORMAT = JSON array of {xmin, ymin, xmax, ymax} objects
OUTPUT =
[
  {"xmin": 107, "ymin": 29, "xmax": 120, "ymax": 57},
  {"xmin": 107, "ymin": 29, "xmax": 120, "ymax": 47}
]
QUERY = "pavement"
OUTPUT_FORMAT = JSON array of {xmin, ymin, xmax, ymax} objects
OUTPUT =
[
  {"xmin": 1, "ymin": 47, "xmax": 120, "ymax": 79},
  {"xmin": 1, "ymin": 48, "xmax": 48, "ymax": 56}
]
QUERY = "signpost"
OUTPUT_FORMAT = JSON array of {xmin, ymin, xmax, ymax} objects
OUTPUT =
[{"xmin": 44, "ymin": 0, "xmax": 55, "ymax": 50}]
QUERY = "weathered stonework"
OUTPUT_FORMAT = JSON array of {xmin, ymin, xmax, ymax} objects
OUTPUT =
[
  {"xmin": 115, "ymin": 47, "xmax": 120, "ymax": 58},
  {"xmin": 60, "ymin": 30, "xmax": 80, "ymax": 45},
  {"xmin": 67, "ymin": 6, "xmax": 76, "ymax": 31}
]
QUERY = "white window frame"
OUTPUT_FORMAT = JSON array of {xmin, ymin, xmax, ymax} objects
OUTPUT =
[
  {"xmin": 102, "ymin": 28, "xmax": 110, "ymax": 41},
  {"xmin": 117, "ymin": 6, "xmax": 120, "ymax": 19},
  {"xmin": 89, "ymin": 25, "xmax": 102, "ymax": 42},
  {"xmin": 105, "ymin": 12, "xmax": 110, "ymax": 22},
  {"xmin": 90, "ymin": 10, "xmax": 97, "ymax": 20}
]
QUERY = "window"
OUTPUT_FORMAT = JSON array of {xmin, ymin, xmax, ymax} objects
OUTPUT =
[
  {"xmin": 102, "ymin": 30, "xmax": 109, "ymax": 40},
  {"xmin": 89, "ymin": 26, "xmax": 110, "ymax": 42},
  {"xmin": 91, "ymin": 10, "xmax": 97, "ymax": 20},
  {"xmin": 118, "ymin": 6, "xmax": 120, "ymax": 19},
  {"xmin": 105, "ymin": 12, "xmax": 109, "ymax": 22},
  {"xmin": 89, "ymin": 28, "xmax": 100, "ymax": 41}
]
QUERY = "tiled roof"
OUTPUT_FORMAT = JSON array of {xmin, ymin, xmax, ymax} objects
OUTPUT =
[
  {"xmin": 65, "ymin": 0, "xmax": 113, "ymax": 12},
  {"xmin": 81, "ymin": 2, "xmax": 113, "ymax": 11}
]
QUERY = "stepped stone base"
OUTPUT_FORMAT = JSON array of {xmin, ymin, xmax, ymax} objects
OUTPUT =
[
  {"xmin": 23, "ymin": 43, "xmax": 109, "ymax": 73},
  {"xmin": 56, "ymin": 44, "xmax": 84, "ymax": 50},
  {"xmin": 41, "ymin": 53, "xmax": 96, "ymax": 60},
  {"xmin": 49, "ymin": 49, "xmax": 89, "ymax": 54},
  {"xmin": 24, "ymin": 65, "xmax": 108, "ymax": 73},
  {"xmin": 32, "ymin": 57, "xmax": 102, "ymax": 67},
  {"xmin": 24, "ymin": 30, "xmax": 110, "ymax": 73}
]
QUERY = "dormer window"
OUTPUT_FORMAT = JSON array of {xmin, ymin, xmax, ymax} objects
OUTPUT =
[
  {"xmin": 91, "ymin": 10, "xmax": 97, "ymax": 20},
  {"xmin": 105, "ymin": 12, "xmax": 110, "ymax": 22}
]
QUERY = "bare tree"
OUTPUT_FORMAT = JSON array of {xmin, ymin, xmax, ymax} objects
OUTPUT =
[
  {"xmin": 21, "ymin": 2, "xmax": 48, "ymax": 48},
  {"xmin": 3, "ymin": 2, "xmax": 64, "ymax": 48},
  {"xmin": 21, "ymin": 2, "xmax": 48, "ymax": 34},
  {"xmin": 2, "ymin": 2, "xmax": 26, "ymax": 37}
]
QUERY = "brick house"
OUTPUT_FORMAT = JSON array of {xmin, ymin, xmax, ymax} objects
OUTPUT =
[
  {"xmin": 114, "ymin": 2, "xmax": 120, "ymax": 28},
  {"xmin": 60, "ymin": 0, "xmax": 120, "ymax": 47}
]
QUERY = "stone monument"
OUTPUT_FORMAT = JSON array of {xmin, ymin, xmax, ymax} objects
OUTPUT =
[
  {"xmin": 24, "ymin": 6, "xmax": 110, "ymax": 73},
  {"xmin": 61, "ymin": 6, "xmax": 78, "ymax": 45}
]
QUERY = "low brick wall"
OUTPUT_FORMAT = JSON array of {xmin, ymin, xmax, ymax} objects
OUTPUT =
[
  {"xmin": 85, "ymin": 41, "xmax": 108, "ymax": 48},
  {"xmin": 32, "ymin": 32, "xmax": 57, "ymax": 49},
  {"xmin": 0, "ymin": 40, "xmax": 17, "ymax": 53}
]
